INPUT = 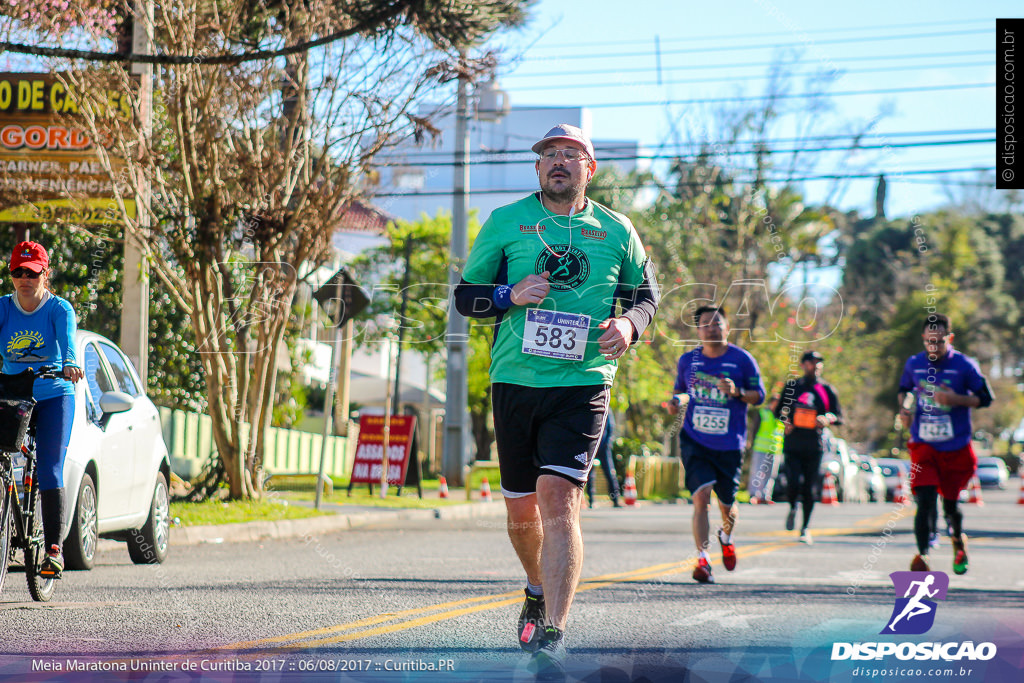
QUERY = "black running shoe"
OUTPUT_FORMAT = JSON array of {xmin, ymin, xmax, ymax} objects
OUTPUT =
[
  {"xmin": 530, "ymin": 626, "xmax": 566, "ymax": 682},
  {"xmin": 785, "ymin": 508, "xmax": 796, "ymax": 531},
  {"xmin": 517, "ymin": 589, "xmax": 546, "ymax": 652}
]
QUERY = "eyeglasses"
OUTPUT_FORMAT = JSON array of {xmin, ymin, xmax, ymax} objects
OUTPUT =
[
  {"xmin": 10, "ymin": 269, "xmax": 41, "ymax": 279},
  {"xmin": 539, "ymin": 148, "xmax": 590, "ymax": 162}
]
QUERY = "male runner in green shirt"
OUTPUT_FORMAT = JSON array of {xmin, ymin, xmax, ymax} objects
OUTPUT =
[{"xmin": 454, "ymin": 124, "xmax": 659, "ymax": 677}]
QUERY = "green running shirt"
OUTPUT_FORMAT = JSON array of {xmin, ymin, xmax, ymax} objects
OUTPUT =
[{"xmin": 463, "ymin": 193, "xmax": 649, "ymax": 388}]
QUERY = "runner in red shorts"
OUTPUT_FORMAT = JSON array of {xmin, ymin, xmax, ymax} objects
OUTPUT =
[{"xmin": 898, "ymin": 314, "xmax": 994, "ymax": 575}]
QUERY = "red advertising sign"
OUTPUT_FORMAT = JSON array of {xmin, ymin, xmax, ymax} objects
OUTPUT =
[{"xmin": 350, "ymin": 415, "xmax": 416, "ymax": 485}]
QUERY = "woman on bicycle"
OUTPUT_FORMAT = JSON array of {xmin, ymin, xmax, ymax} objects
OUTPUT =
[{"xmin": 0, "ymin": 241, "xmax": 83, "ymax": 578}]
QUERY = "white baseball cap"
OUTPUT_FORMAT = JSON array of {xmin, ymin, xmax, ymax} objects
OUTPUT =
[{"xmin": 531, "ymin": 124, "xmax": 595, "ymax": 160}]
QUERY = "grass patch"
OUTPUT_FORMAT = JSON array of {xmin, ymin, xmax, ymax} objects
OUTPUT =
[{"xmin": 170, "ymin": 499, "xmax": 329, "ymax": 527}]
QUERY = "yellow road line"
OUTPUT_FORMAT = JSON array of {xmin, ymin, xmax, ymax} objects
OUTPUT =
[
  {"xmin": 750, "ymin": 507, "xmax": 913, "ymax": 539},
  {"xmin": 211, "ymin": 589, "xmax": 525, "ymax": 651},
  {"xmin": 224, "ymin": 541, "xmax": 795, "ymax": 657}
]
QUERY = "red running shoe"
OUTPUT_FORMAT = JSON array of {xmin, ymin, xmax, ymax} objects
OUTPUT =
[
  {"xmin": 693, "ymin": 557, "xmax": 715, "ymax": 584},
  {"xmin": 910, "ymin": 554, "xmax": 930, "ymax": 572},
  {"xmin": 718, "ymin": 531, "xmax": 737, "ymax": 571}
]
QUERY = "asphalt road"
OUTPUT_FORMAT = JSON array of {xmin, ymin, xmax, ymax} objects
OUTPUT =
[{"xmin": 0, "ymin": 487, "xmax": 1022, "ymax": 682}]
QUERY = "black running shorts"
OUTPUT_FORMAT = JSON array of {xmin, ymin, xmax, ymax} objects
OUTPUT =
[
  {"xmin": 679, "ymin": 429, "xmax": 743, "ymax": 506},
  {"xmin": 492, "ymin": 383, "xmax": 610, "ymax": 496}
]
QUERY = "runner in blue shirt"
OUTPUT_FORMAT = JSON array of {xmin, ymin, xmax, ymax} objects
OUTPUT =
[
  {"xmin": 667, "ymin": 306, "xmax": 764, "ymax": 583},
  {"xmin": 898, "ymin": 314, "xmax": 993, "ymax": 575},
  {"xmin": 0, "ymin": 241, "xmax": 84, "ymax": 579}
]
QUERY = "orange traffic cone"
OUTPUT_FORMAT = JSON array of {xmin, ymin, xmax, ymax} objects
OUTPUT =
[
  {"xmin": 438, "ymin": 476, "xmax": 449, "ymax": 499},
  {"xmin": 893, "ymin": 469, "xmax": 911, "ymax": 505},
  {"xmin": 480, "ymin": 477, "xmax": 492, "ymax": 502},
  {"xmin": 623, "ymin": 466, "xmax": 638, "ymax": 506},
  {"xmin": 1016, "ymin": 477, "xmax": 1024, "ymax": 505},
  {"xmin": 821, "ymin": 472, "xmax": 839, "ymax": 506},
  {"xmin": 965, "ymin": 476, "xmax": 984, "ymax": 506}
]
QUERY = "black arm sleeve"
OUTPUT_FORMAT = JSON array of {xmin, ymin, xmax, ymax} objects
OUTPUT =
[
  {"xmin": 617, "ymin": 259, "xmax": 660, "ymax": 342},
  {"xmin": 454, "ymin": 280, "xmax": 504, "ymax": 319},
  {"xmin": 775, "ymin": 379, "xmax": 797, "ymax": 420},
  {"xmin": 975, "ymin": 375, "xmax": 995, "ymax": 408},
  {"xmin": 827, "ymin": 384, "xmax": 843, "ymax": 425}
]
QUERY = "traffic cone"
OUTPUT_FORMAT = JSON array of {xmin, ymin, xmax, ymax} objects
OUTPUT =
[
  {"xmin": 623, "ymin": 465, "xmax": 638, "ymax": 506},
  {"xmin": 1016, "ymin": 477, "xmax": 1024, "ymax": 505},
  {"xmin": 893, "ymin": 469, "xmax": 911, "ymax": 505},
  {"xmin": 821, "ymin": 472, "xmax": 840, "ymax": 506},
  {"xmin": 438, "ymin": 476, "xmax": 449, "ymax": 499},
  {"xmin": 965, "ymin": 476, "xmax": 984, "ymax": 506},
  {"xmin": 480, "ymin": 477, "xmax": 492, "ymax": 502}
]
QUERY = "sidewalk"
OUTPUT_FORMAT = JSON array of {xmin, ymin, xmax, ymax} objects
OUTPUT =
[{"xmin": 164, "ymin": 486, "xmax": 507, "ymax": 547}]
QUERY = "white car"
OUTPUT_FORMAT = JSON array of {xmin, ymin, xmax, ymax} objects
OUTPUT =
[{"xmin": 16, "ymin": 331, "xmax": 172, "ymax": 570}]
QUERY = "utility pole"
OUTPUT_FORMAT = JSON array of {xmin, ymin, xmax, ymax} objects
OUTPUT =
[
  {"xmin": 391, "ymin": 236, "xmax": 414, "ymax": 414},
  {"xmin": 121, "ymin": 0, "xmax": 152, "ymax": 382},
  {"xmin": 442, "ymin": 53, "xmax": 472, "ymax": 486}
]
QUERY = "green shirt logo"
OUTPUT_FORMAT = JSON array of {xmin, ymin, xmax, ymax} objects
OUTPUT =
[{"xmin": 535, "ymin": 245, "xmax": 590, "ymax": 290}]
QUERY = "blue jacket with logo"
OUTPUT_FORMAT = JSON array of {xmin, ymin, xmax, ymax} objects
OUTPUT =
[{"xmin": 0, "ymin": 294, "xmax": 78, "ymax": 401}]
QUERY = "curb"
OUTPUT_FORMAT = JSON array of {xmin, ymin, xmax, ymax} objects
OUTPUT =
[{"xmin": 164, "ymin": 500, "xmax": 508, "ymax": 546}]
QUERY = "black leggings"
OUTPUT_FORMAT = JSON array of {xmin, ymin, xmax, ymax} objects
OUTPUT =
[
  {"xmin": 914, "ymin": 485, "xmax": 963, "ymax": 554},
  {"xmin": 785, "ymin": 449, "xmax": 823, "ymax": 531}
]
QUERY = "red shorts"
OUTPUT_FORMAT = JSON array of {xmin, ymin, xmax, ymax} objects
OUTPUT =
[{"xmin": 907, "ymin": 441, "xmax": 977, "ymax": 500}]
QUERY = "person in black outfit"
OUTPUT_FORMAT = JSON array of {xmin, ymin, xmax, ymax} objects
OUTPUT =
[
  {"xmin": 774, "ymin": 350, "xmax": 842, "ymax": 544},
  {"xmin": 586, "ymin": 412, "xmax": 622, "ymax": 508}
]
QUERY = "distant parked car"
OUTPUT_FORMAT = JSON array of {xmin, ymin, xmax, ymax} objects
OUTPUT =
[
  {"xmin": 822, "ymin": 434, "xmax": 866, "ymax": 503},
  {"xmin": 12, "ymin": 331, "xmax": 171, "ymax": 571},
  {"xmin": 854, "ymin": 453, "xmax": 886, "ymax": 503},
  {"xmin": 975, "ymin": 456, "xmax": 1009, "ymax": 489},
  {"xmin": 772, "ymin": 431, "xmax": 866, "ymax": 503},
  {"xmin": 877, "ymin": 457, "xmax": 911, "ymax": 502}
]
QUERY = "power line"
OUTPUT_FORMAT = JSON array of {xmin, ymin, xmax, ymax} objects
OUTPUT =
[
  {"xmin": 515, "ymin": 18, "xmax": 993, "ymax": 50},
  {"xmin": 371, "ymin": 137, "xmax": 993, "ymax": 168},
  {"xmin": 522, "ymin": 28, "xmax": 991, "ymax": 62},
  {"xmin": 375, "ymin": 129, "xmax": 996, "ymax": 161},
  {"xmin": 503, "ymin": 50, "xmax": 991, "ymax": 79},
  {"xmin": 511, "ymin": 61, "xmax": 993, "ymax": 92},
  {"xmin": 367, "ymin": 167, "xmax": 996, "ymax": 197},
  {"xmin": 511, "ymin": 82, "xmax": 994, "ymax": 110}
]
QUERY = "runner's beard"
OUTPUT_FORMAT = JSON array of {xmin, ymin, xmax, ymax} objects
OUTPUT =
[{"xmin": 541, "ymin": 171, "xmax": 587, "ymax": 206}]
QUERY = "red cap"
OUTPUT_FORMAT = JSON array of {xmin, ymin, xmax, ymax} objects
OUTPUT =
[{"xmin": 10, "ymin": 241, "xmax": 48, "ymax": 273}]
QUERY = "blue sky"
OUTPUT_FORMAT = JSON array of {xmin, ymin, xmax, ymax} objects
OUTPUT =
[{"xmin": 489, "ymin": 1, "xmax": 1011, "ymax": 219}]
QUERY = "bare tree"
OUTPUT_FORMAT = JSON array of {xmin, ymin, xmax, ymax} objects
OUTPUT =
[{"xmin": 2, "ymin": 0, "xmax": 527, "ymax": 498}]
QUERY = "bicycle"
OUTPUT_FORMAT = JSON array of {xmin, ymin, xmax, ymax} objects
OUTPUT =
[{"xmin": 0, "ymin": 365, "xmax": 65, "ymax": 602}]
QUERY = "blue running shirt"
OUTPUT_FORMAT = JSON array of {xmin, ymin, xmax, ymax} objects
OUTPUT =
[
  {"xmin": 673, "ymin": 344, "xmax": 765, "ymax": 451},
  {"xmin": 899, "ymin": 347, "xmax": 987, "ymax": 451}
]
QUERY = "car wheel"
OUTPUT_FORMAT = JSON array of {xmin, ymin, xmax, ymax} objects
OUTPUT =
[
  {"xmin": 64, "ymin": 473, "xmax": 98, "ymax": 570},
  {"xmin": 127, "ymin": 473, "xmax": 170, "ymax": 565}
]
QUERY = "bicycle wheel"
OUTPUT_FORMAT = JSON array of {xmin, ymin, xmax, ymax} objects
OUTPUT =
[
  {"xmin": 25, "ymin": 490, "xmax": 55, "ymax": 602},
  {"xmin": 0, "ymin": 481, "xmax": 11, "ymax": 595}
]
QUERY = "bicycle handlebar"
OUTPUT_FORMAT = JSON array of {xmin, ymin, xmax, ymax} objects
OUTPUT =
[
  {"xmin": 7, "ymin": 366, "xmax": 64, "ymax": 381},
  {"xmin": 32, "ymin": 366, "xmax": 64, "ymax": 380}
]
